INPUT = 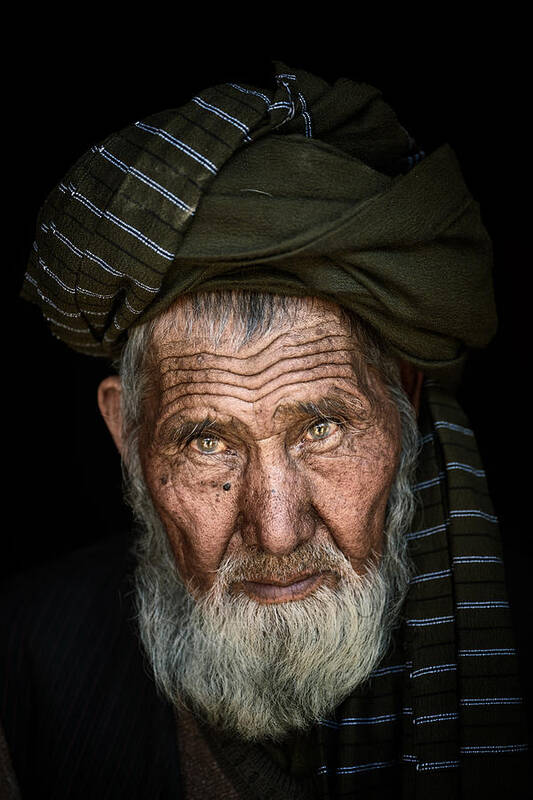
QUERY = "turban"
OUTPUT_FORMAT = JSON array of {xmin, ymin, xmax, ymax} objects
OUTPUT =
[{"xmin": 21, "ymin": 63, "xmax": 496, "ymax": 382}]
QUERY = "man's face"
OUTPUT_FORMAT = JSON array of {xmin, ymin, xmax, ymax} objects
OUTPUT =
[
  {"xmin": 98, "ymin": 296, "xmax": 417, "ymax": 739},
  {"xmin": 139, "ymin": 299, "xmax": 402, "ymax": 600}
]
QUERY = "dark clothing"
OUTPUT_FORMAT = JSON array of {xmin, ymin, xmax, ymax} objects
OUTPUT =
[{"xmin": 1, "ymin": 534, "xmax": 183, "ymax": 799}]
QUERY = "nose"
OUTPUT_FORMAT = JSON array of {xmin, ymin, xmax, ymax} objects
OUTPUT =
[{"xmin": 240, "ymin": 451, "xmax": 315, "ymax": 555}]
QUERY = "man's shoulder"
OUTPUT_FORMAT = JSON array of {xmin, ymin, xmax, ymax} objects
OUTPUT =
[
  {"xmin": 2, "ymin": 532, "xmax": 132, "ymax": 595},
  {"xmin": 0, "ymin": 533, "xmax": 135, "ymax": 659},
  {"xmin": 0, "ymin": 537, "xmax": 185, "ymax": 797}
]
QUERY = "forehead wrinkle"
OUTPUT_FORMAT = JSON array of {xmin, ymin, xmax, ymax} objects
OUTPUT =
[
  {"xmin": 158, "ymin": 370, "xmax": 362, "ymax": 417},
  {"xmin": 158, "ymin": 356, "xmax": 356, "ymax": 397},
  {"xmin": 153, "ymin": 331, "xmax": 357, "ymax": 373},
  {"xmin": 156, "ymin": 342, "xmax": 357, "ymax": 382}
]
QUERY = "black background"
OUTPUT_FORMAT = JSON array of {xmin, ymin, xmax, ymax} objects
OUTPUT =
[{"xmin": 5, "ymin": 26, "xmax": 531, "ymax": 718}]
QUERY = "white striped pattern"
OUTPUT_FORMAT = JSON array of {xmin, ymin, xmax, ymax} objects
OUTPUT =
[
  {"xmin": 93, "ymin": 145, "xmax": 193, "ymax": 213},
  {"xmin": 43, "ymin": 222, "xmax": 83, "ymax": 258},
  {"xmin": 134, "ymin": 121, "xmax": 218, "ymax": 174},
  {"xmin": 124, "ymin": 297, "xmax": 143, "ymax": 315},
  {"xmin": 45, "ymin": 315, "xmax": 90, "ymax": 334},
  {"xmin": 461, "ymin": 697, "xmax": 522, "ymax": 707},
  {"xmin": 37, "ymin": 256, "xmax": 75, "ymax": 293},
  {"xmin": 413, "ymin": 474, "xmax": 444, "ymax": 491},
  {"xmin": 416, "ymin": 759, "xmax": 460, "ymax": 772},
  {"xmin": 319, "ymin": 713, "xmax": 401, "ymax": 728},
  {"xmin": 459, "ymin": 648, "xmax": 516, "ymax": 657},
  {"xmin": 191, "ymin": 96, "xmax": 250, "ymax": 135},
  {"xmin": 226, "ymin": 83, "xmax": 271, "ymax": 106},
  {"xmin": 369, "ymin": 663, "xmax": 410, "ymax": 677},
  {"xmin": 414, "ymin": 711, "xmax": 458, "ymax": 725},
  {"xmin": 406, "ymin": 523, "xmax": 447, "ymax": 541},
  {"xmin": 268, "ymin": 101, "xmax": 294, "ymax": 112},
  {"xmin": 317, "ymin": 760, "xmax": 394, "ymax": 775},
  {"xmin": 413, "ymin": 462, "xmax": 487, "ymax": 491},
  {"xmin": 461, "ymin": 744, "xmax": 527, "ymax": 754},
  {"xmin": 447, "ymin": 461, "xmax": 486, "ymax": 477},
  {"xmin": 25, "ymin": 274, "xmax": 81, "ymax": 318},
  {"xmin": 410, "ymin": 568, "xmax": 452, "ymax": 584},
  {"xmin": 406, "ymin": 615, "xmax": 454, "ymax": 627},
  {"xmin": 297, "ymin": 91, "xmax": 313, "ymax": 137},
  {"xmin": 450, "ymin": 509, "xmax": 498, "ymax": 523},
  {"xmin": 42, "ymin": 220, "xmax": 161, "ymax": 293},
  {"xmin": 457, "ymin": 601, "xmax": 509, "ymax": 610},
  {"xmin": 434, "ymin": 421, "xmax": 474, "ymax": 436},
  {"xmin": 76, "ymin": 286, "xmax": 116, "ymax": 300},
  {"xmin": 85, "ymin": 251, "xmax": 159, "ymax": 293},
  {"xmin": 409, "ymin": 663, "xmax": 456, "ymax": 679},
  {"xmin": 59, "ymin": 183, "xmax": 175, "ymax": 260}
]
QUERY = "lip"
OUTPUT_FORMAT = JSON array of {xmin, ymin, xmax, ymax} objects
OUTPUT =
[{"xmin": 236, "ymin": 571, "xmax": 331, "ymax": 604}]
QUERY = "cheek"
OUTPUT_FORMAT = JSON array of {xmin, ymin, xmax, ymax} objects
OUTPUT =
[
  {"xmin": 308, "ymin": 445, "xmax": 399, "ymax": 566},
  {"xmin": 142, "ymin": 451, "xmax": 240, "ymax": 587}
]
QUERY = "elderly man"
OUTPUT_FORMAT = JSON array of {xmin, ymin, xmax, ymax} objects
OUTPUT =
[{"xmin": 1, "ymin": 64, "xmax": 528, "ymax": 798}]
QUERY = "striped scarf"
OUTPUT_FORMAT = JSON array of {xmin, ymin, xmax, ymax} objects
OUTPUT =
[{"xmin": 311, "ymin": 381, "xmax": 528, "ymax": 797}]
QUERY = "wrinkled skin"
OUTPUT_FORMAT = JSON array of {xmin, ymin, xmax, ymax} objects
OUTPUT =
[{"xmin": 99, "ymin": 301, "xmax": 414, "ymax": 599}]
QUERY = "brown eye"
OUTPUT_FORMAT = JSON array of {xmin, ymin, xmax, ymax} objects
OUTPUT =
[
  {"xmin": 306, "ymin": 420, "xmax": 337, "ymax": 441},
  {"xmin": 191, "ymin": 436, "xmax": 225, "ymax": 454}
]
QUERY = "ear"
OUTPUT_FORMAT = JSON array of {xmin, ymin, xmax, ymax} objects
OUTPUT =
[
  {"xmin": 398, "ymin": 361, "xmax": 424, "ymax": 417},
  {"xmin": 97, "ymin": 376, "xmax": 124, "ymax": 454}
]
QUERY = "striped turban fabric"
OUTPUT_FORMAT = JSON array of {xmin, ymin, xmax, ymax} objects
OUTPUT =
[{"xmin": 21, "ymin": 63, "xmax": 496, "ymax": 384}]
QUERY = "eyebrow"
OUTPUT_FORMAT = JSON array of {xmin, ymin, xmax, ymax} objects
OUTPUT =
[
  {"xmin": 274, "ymin": 392, "xmax": 368, "ymax": 424},
  {"xmin": 157, "ymin": 416, "xmax": 221, "ymax": 447},
  {"xmin": 156, "ymin": 392, "xmax": 370, "ymax": 447}
]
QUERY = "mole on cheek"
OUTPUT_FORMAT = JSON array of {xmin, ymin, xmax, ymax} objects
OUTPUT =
[
  {"xmin": 223, "ymin": 482, "xmax": 231, "ymax": 491},
  {"xmin": 160, "ymin": 475, "xmax": 169, "ymax": 485}
]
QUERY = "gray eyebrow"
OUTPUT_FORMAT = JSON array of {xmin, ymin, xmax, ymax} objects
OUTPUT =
[
  {"xmin": 157, "ymin": 415, "xmax": 220, "ymax": 446},
  {"xmin": 274, "ymin": 392, "xmax": 366, "ymax": 423}
]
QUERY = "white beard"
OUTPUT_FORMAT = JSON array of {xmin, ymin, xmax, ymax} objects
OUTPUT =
[{"xmin": 132, "ymin": 475, "xmax": 415, "ymax": 742}]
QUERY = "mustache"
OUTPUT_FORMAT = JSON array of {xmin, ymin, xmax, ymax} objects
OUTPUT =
[{"xmin": 213, "ymin": 537, "xmax": 359, "ymax": 588}]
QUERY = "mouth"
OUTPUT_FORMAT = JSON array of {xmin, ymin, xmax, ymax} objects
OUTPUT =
[{"xmin": 234, "ymin": 571, "xmax": 335, "ymax": 604}]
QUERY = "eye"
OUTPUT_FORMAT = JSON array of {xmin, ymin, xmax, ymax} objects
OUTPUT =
[
  {"xmin": 190, "ymin": 435, "xmax": 226, "ymax": 454},
  {"xmin": 305, "ymin": 420, "xmax": 339, "ymax": 441}
]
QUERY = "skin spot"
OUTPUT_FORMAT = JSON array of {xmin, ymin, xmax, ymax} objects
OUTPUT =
[
  {"xmin": 223, "ymin": 482, "xmax": 231, "ymax": 491},
  {"xmin": 160, "ymin": 475, "xmax": 168, "ymax": 485}
]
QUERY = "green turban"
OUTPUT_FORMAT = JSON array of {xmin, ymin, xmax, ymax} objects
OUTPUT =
[{"xmin": 21, "ymin": 63, "xmax": 496, "ymax": 383}]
